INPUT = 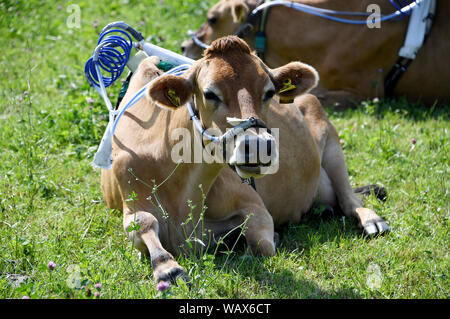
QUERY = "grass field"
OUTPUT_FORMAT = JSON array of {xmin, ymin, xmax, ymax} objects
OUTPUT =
[{"xmin": 0, "ymin": 0, "xmax": 448, "ymax": 299}]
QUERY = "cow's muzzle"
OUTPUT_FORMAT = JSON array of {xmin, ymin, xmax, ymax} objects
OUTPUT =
[{"xmin": 228, "ymin": 129, "xmax": 279, "ymax": 179}]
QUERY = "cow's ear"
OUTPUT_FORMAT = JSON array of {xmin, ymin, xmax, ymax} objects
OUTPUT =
[
  {"xmin": 231, "ymin": 0, "xmax": 249, "ymax": 23},
  {"xmin": 269, "ymin": 62, "xmax": 319, "ymax": 103},
  {"xmin": 146, "ymin": 74, "xmax": 193, "ymax": 110}
]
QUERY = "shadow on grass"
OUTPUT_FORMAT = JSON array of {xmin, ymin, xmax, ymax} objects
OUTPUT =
[
  {"xmin": 217, "ymin": 205, "xmax": 361, "ymax": 255},
  {"xmin": 258, "ymin": 267, "xmax": 361, "ymax": 298},
  {"xmin": 211, "ymin": 210, "xmax": 365, "ymax": 298}
]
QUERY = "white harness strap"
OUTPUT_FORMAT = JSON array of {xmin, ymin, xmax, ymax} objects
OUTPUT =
[
  {"xmin": 384, "ymin": 0, "xmax": 436, "ymax": 96},
  {"xmin": 399, "ymin": 0, "xmax": 436, "ymax": 60}
]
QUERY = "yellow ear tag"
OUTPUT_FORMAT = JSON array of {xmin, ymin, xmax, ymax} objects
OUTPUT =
[
  {"xmin": 278, "ymin": 78, "xmax": 297, "ymax": 94},
  {"xmin": 238, "ymin": 9, "xmax": 244, "ymax": 22},
  {"xmin": 165, "ymin": 88, "xmax": 181, "ymax": 107}
]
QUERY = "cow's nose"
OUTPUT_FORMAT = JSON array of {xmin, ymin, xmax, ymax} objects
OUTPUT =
[
  {"xmin": 243, "ymin": 136, "xmax": 272, "ymax": 163},
  {"xmin": 181, "ymin": 39, "xmax": 191, "ymax": 54},
  {"xmin": 231, "ymin": 134, "xmax": 276, "ymax": 166},
  {"xmin": 266, "ymin": 138, "xmax": 272, "ymax": 157},
  {"xmin": 228, "ymin": 133, "xmax": 279, "ymax": 178}
]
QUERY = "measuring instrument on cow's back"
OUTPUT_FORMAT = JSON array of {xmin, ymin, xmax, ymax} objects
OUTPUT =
[
  {"xmin": 84, "ymin": 21, "xmax": 272, "ymax": 189},
  {"xmin": 84, "ymin": 21, "xmax": 195, "ymax": 169},
  {"xmin": 188, "ymin": 0, "xmax": 436, "ymax": 98}
]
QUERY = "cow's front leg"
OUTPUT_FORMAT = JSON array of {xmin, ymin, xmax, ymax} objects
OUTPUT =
[
  {"xmin": 123, "ymin": 209, "xmax": 189, "ymax": 287},
  {"xmin": 239, "ymin": 205, "xmax": 276, "ymax": 256},
  {"xmin": 207, "ymin": 169, "xmax": 277, "ymax": 256},
  {"xmin": 298, "ymin": 94, "xmax": 390, "ymax": 236},
  {"xmin": 321, "ymin": 140, "xmax": 390, "ymax": 237}
]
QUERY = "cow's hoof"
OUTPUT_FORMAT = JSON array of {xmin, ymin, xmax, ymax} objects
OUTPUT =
[
  {"xmin": 248, "ymin": 238, "xmax": 276, "ymax": 256},
  {"xmin": 154, "ymin": 265, "xmax": 191, "ymax": 289},
  {"xmin": 362, "ymin": 218, "xmax": 390, "ymax": 237}
]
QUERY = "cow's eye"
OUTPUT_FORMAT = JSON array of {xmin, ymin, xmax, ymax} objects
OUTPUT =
[
  {"xmin": 204, "ymin": 91, "xmax": 221, "ymax": 103},
  {"xmin": 263, "ymin": 89, "xmax": 276, "ymax": 102},
  {"xmin": 207, "ymin": 17, "xmax": 217, "ymax": 25}
]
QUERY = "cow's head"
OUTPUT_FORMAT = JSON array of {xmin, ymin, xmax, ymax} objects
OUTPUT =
[
  {"xmin": 181, "ymin": 0, "xmax": 255, "ymax": 59},
  {"xmin": 147, "ymin": 36, "xmax": 318, "ymax": 179}
]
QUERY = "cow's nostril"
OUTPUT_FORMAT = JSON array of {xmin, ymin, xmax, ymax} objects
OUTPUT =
[
  {"xmin": 181, "ymin": 45, "xmax": 186, "ymax": 53},
  {"xmin": 244, "ymin": 135, "xmax": 250, "ymax": 164}
]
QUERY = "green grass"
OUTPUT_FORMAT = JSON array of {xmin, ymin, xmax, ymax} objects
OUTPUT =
[{"xmin": 0, "ymin": 0, "xmax": 448, "ymax": 299}]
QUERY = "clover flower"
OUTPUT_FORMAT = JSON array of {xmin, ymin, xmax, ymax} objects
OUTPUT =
[
  {"xmin": 47, "ymin": 261, "xmax": 56, "ymax": 270},
  {"xmin": 156, "ymin": 281, "xmax": 170, "ymax": 291}
]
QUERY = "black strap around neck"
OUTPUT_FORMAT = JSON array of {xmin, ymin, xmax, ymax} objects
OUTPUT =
[
  {"xmin": 234, "ymin": 0, "xmax": 272, "ymax": 60},
  {"xmin": 228, "ymin": 164, "xmax": 257, "ymax": 191}
]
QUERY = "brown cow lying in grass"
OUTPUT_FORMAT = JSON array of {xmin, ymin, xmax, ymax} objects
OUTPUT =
[
  {"xmin": 181, "ymin": 0, "xmax": 450, "ymax": 108},
  {"xmin": 101, "ymin": 36, "xmax": 389, "ymax": 287}
]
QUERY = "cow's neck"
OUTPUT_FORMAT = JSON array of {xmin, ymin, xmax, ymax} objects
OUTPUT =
[{"xmin": 157, "ymin": 102, "xmax": 223, "ymax": 220}]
